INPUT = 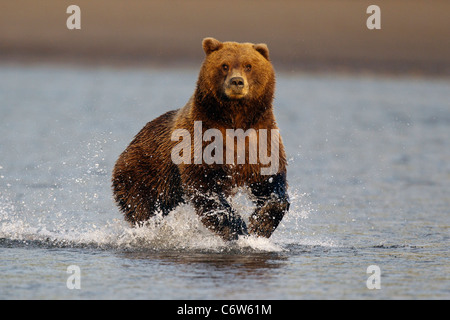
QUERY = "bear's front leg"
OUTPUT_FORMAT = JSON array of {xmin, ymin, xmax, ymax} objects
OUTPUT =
[
  {"xmin": 181, "ymin": 165, "xmax": 248, "ymax": 241},
  {"xmin": 193, "ymin": 192, "xmax": 248, "ymax": 241},
  {"xmin": 249, "ymin": 172, "xmax": 290, "ymax": 238}
]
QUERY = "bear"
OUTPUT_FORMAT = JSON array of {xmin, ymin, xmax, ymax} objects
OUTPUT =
[{"xmin": 112, "ymin": 37, "xmax": 289, "ymax": 241}]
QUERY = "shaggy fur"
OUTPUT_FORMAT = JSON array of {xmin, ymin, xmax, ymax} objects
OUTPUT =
[{"xmin": 112, "ymin": 38, "xmax": 289, "ymax": 241}]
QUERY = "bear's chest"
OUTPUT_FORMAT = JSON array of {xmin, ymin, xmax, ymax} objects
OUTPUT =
[{"xmin": 225, "ymin": 163, "xmax": 264, "ymax": 187}]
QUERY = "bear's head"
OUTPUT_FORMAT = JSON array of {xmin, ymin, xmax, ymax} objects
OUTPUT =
[{"xmin": 196, "ymin": 37, "xmax": 275, "ymax": 108}]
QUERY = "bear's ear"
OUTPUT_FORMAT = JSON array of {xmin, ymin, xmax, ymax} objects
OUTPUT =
[
  {"xmin": 253, "ymin": 43, "xmax": 270, "ymax": 60},
  {"xmin": 202, "ymin": 37, "xmax": 223, "ymax": 55}
]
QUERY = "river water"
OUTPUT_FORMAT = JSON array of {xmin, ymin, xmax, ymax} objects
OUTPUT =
[{"xmin": 0, "ymin": 64, "xmax": 448, "ymax": 299}]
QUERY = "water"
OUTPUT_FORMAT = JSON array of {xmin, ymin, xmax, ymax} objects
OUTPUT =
[{"xmin": 0, "ymin": 64, "xmax": 449, "ymax": 299}]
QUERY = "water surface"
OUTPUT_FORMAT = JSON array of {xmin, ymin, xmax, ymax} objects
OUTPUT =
[{"xmin": 0, "ymin": 64, "xmax": 449, "ymax": 299}]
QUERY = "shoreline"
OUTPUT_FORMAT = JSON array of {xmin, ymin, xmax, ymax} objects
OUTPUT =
[
  {"xmin": 1, "ymin": 54, "xmax": 448, "ymax": 79},
  {"xmin": 1, "ymin": 0, "xmax": 449, "ymax": 77}
]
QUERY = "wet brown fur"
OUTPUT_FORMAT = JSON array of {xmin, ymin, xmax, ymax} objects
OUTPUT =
[{"xmin": 112, "ymin": 38, "xmax": 289, "ymax": 241}]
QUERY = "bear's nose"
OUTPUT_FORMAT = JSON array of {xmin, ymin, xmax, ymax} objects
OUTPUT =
[{"xmin": 230, "ymin": 77, "xmax": 245, "ymax": 89}]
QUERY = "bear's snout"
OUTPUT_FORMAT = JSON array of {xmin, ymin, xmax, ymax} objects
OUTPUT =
[
  {"xmin": 230, "ymin": 77, "xmax": 245, "ymax": 89},
  {"xmin": 225, "ymin": 73, "xmax": 248, "ymax": 98}
]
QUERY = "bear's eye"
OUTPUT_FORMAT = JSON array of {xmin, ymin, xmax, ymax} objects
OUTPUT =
[
  {"xmin": 222, "ymin": 64, "xmax": 229, "ymax": 71},
  {"xmin": 245, "ymin": 64, "xmax": 252, "ymax": 72}
]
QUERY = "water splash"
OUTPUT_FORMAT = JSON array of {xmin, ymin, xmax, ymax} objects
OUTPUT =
[
  {"xmin": 0, "ymin": 133, "xmax": 337, "ymax": 253},
  {"xmin": 0, "ymin": 182, "xmax": 338, "ymax": 253},
  {"xmin": 0, "ymin": 199, "xmax": 286, "ymax": 252}
]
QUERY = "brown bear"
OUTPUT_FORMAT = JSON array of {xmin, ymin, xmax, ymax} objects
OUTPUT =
[{"xmin": 112, "ymin": 37, "xmax": 289, "ymax": 241}]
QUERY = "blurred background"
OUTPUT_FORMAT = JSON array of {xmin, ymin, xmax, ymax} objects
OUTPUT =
[{"xmin": 1, "ymin": 0, "xmax": 449, "ymax": 75}]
